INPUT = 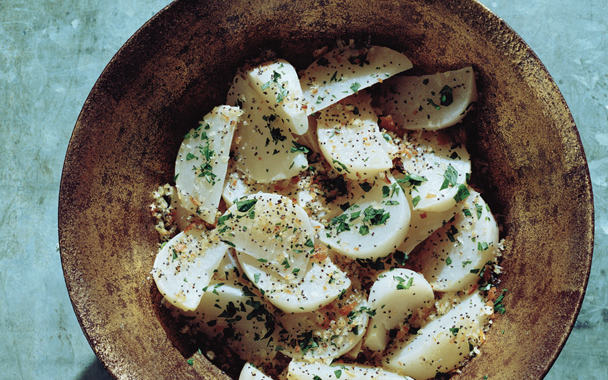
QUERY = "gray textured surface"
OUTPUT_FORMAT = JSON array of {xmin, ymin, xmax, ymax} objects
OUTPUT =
[{"xmin": 0, "ymin": 0, "xmax": 605, "ymax": 379}]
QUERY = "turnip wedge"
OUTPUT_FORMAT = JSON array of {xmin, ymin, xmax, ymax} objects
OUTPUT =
[
  {"xmin": 222, "ymin": 163, "xmax": 301, "ymax": 208},
  {"xmin": 396, "ymin": 130, "xmax": 471, "ymax": 212},
  {"xmin": 363, "ymin": 269, "xmax": 434, "ymax": 352},
  {"xmin": 192, "ymin": 279, "xmax": 281, "ymax": 365},
  {"xmin": 236, "ymin": 249, "xmax": 351, "ymax": 313},
  {"xmin": 277, "ymin": 289, "xmax": 369, "ymax": 362},
  {"xmin": 397, "ymin": 189, "xmax": 463, "ymax": 255},
  {"xmin": 316, "ymin": 92, "xmax": 393, "ymax": 181},
  {"xmin": 377, "ymin": 67, "xmax": 477, "ymax": 130},
  {"xmin": 285, "ymin": 361, "xmax": 410, "ymax": 380},
  {"xmin": 151, "ymin": 226, "xmax": 228, "ymax": 311},
  {"xmin": 243, "ymin": 59, "xmax": 308, "ymax": 135},
  {"xmin": 175, "ymin": 105, "xmax": 242, "ymax": 223},
  {"xmin": 409, "ymin": 190, "xmax": 500, "ymax": 292},
  {"xmin": 301, "ymin": 43, "xmax": 413, "ymax": 115},
  {"xmin": 384, "ymin": 292, "xmax": 490, "ymax": 379},
  {"xmin": 217, "ymin": 193, "xmax": 315, "ymax": 279},
  {"xmin": 318, "ymin": 174, "xmax": 411, "ymax": 260},
  {"xmin": 227, "ymin": 75, "xmax": 308, "ymax": 183}
]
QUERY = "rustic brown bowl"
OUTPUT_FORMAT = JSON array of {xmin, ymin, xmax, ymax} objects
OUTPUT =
[{"xmin": 59, "ymin": 0, "xmax": 594, "ymax": 379}]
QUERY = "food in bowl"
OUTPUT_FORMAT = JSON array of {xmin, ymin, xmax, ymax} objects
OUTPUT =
[{"xmin": 148, "ymin": 40, "xmax": 505, "ymax": 380}]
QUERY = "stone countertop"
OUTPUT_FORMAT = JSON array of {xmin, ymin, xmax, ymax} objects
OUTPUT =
[{"xmin": 0, "ymin": 0, "xmax": 605, "ymax": 379}]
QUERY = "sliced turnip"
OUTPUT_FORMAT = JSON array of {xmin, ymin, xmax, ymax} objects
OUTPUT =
[
  {"xmin": 227, "ymin": 76, "xmax": 308, "ymax": 183},
  {"xmin": 193, "ymin": 279, "xmax": 280, "ymax": 365},
  {"xmin": 237, "ymin": 250, "xmax": 351, "ymax": 313},
  {"xmin": 175, "ymin": 105, "xmax": 242, "ymax": 223},
  {"xmin": 217, "ymin": 193, "xmax": 314, "ymax": 279},
  {"xmin": 318, "ymin": 175, "xmax": 410, "ymax": 260},
  {"xmin": 316, "ymin": 93, "xmax": 393, "ymax": 181},
  {"xmin": 397, "ymin": 190, "xmax": 463, "ymax": 255},
  {"xmin": 278, "ymin": 289, "xmax": 369, "ymax": 361},
  {"xmin": 377, "ymin": 66, "xmax": 477, "ymax": 130},
  {"xmin": 301, "ymin": 44, "xmax": 413, "ymax": 115},
  {"xmin": 397, "ymin": 130, "xmax": 471, "ymax": 212},
  {"xmin": 222, "ymin": 164, "xmax": 300, "ymax": 208},
  {"xmin": 363, "ymin": 269, "xmax": 434, "ymax": 352},
  {"xmin": 286, "ymin": 361, "xmax": 411, "ymax": 380},
  {"xmin": 409, "ymin": 190, "xmax": 500, "ymax": 292},
  {"xmin": 152, "ymin": 226, "xmax": 228, "ymax": 311},
  {"xmin": 243, "ymin": 59, "xmax": 308, "ymax": 135},
  {"xmin": 384, "ymin": 292, "xmax": 489, "ymax": 379}
]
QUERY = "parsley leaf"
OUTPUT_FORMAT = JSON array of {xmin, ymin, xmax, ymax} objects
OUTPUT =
[
  {"xmin": 359, "ymin": 181, "xmax": 373, "ymax": 192},
  {"xmin": 362, "ymin": 206, "xmax": 390, "ymax": 226},
  {"xmin": 454, "ymin": 184, "xmax": 470, "ymax": 202},
  {"xmin": 440, "ymin": 85, "xmax": 454, "ymax": 106},
  {"xmin": 291, "ymin": 141, "xmax": 310, "ymax": 154},
  {"xmin": 440, "ymin": 164, "xmax": 459, "ymax": 190},
  {"xmin": 397, "ymin": 174, "xmax": 428, "ymax": 187},
  {"xmin": 236, "ymin": 199, "xmax": 258, "ymax": 213},
  {"xmin": 476, "ymin": 203, "xmax": 484, "ymax": 219}
]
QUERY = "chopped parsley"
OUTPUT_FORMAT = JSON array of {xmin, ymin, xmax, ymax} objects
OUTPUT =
[
  {"xmin": 476, "ymin": 203, "xmax": 484, "ymax": 219},
  {"xmin": 236, "ymin": 198, "xmax": 258, "ymax": 213},
  {"xmin": 395, "ymin": 275, "xmax": 414, "ymax": 290},
  {"xmin": 440, "ymin": 164, "xmax": 459, "ymax": 190},
  {"xmin": 412, "ymin": 195, "xmax": 421, "ymax": 207},
  {"xmin": 362, "ymin": 206, "xmax": 390, "ymax": 225},
  {"xmin": 439, "ymin": 85, "xmax": 454, "ymax": 106},
  {"xmin": 397, "ymin": 174, "xmax": 428, "ymax": 187},
  {"xmin": 427, "ymin": 98, "xmax": 441, "ymax": 110},
  {"xmin": 198, "ymin": 162, "xmax": 217, "ymax": 184},
  {"xmin": 332, "ymin": 159, "xmax": 350, "ymax": 173},
  {"xmin": 330, "ymin": 70, "xmax": 340, "ymax": 83},
  {"xmin": 329, "ymin": 213, "xmax": 351, "ymax": 234},
  {"xmin": 446, "ymin": 225, "xmax": 459, "ymax": 242},
  {"xmin": 291, "ymin": 141, "xmax": 310, "ymax": 154},
  {"xmin": 359, "ymin": 181, "xmax": 373, "ymax": 192},
  {"xmin": 297, "ymin": 330, "xmax": 319, "ymax": 354},
  {"xmin": 478, "ymin": 241, "xmax": 490, "ymax": 251},
  {"xmin": 454, "ymin": 184, "xmax": 470, "ymax": 202},
  {"xmin": 494, "ymin": 289, "xmax": 507, "ymax": 314}
]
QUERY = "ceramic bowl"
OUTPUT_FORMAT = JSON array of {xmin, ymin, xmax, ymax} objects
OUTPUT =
[{"xmin": 59, "ymin": 0, "xmax": 594, "ymax": 379}]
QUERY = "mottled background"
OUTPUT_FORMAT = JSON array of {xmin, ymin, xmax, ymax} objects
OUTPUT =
[{"xmin": 0, "ymin": 0, "xmax": 605, "ymax": 379}]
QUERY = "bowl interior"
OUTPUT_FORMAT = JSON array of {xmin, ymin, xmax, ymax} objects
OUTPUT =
[{"xmin": 59, "ymin": 0, "xmax": 594, "ymax": 379}]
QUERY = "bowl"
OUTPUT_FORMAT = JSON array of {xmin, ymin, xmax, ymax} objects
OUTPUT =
[{"xmin": 58, "ymin": 0, "xmax": 594, "ymax": 379}]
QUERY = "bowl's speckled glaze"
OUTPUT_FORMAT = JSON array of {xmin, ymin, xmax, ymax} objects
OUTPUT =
[{"xmin": 59, "ymin": 0, "xmax": 594, "ymax": 379}]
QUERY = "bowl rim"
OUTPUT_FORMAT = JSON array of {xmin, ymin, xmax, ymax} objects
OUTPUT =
[{"xmin": 59, "ymin": 0, "xmax": 594, "ymax": 378}]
